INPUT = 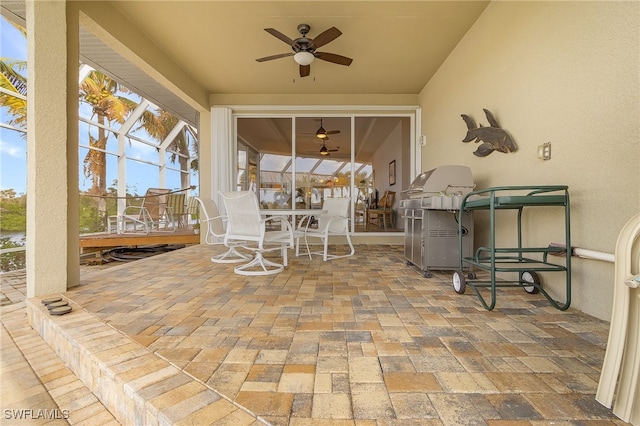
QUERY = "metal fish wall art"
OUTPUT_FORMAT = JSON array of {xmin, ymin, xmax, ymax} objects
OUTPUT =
[{"xmin": 461, "ymin": 109, "xmax": 517, "ymax": 157}]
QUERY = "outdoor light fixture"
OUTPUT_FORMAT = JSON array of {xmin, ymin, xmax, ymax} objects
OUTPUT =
[{"xmin": 293, "ymin": 51, "xmax": 315, "ymax": 66}]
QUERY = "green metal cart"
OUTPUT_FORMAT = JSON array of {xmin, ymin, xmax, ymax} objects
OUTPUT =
[{"xmin": 452, "ymin": 185, "xmax": 571, "ymax": 310}]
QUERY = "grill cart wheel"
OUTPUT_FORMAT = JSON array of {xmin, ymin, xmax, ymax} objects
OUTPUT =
[
  {"xmin": 521, "ymin": 271, "xmax": 541, "ymax": 294},
  {"xmin": 453, "ymin": 270, "xmax": 467, "ymax": 294}
]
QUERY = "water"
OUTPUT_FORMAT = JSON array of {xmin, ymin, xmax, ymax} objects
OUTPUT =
[{"xmin": 1, "ymin": 231, "xmax": 26, "ymax": 245}]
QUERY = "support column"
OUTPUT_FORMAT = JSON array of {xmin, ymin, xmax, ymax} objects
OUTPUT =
[
  {"xmin": 210, "ymin": 107, "xmax": 231, "ymax": 204},
  {"xmin": 26, "ymin": 0, "xmax": 79, "ymax": 297}
]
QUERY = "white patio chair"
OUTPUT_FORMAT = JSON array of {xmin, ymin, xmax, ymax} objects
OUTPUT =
[
  {"xmin": 297, "ymin": 197, "xmax": 355, "ymax": 261},
  {"xmin": 193, "ymin": 197, "xmax": 251, "ymax": 264},
  {"xmin": 119, "ymin": 188, "xmax": 175, "ymax": 234},
  {"xmin": 219, "ymin": 191, "xmax": 294, "ymax": 275}
]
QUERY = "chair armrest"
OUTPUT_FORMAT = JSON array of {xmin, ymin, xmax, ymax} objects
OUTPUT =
[
  {"xmin": 201, "ymin": 214, "xmax": 228, "ymax": 225},
  {"xmin": 295, "ymin": 215, "xmax": 315, "ymax": 231},
  {"xmin": 262, "ymin": 215, "xmax": 294, "ymax": 246},
  {"xmin": 122, "ymin": 205, "xmax": 151, "ymax": 221}
]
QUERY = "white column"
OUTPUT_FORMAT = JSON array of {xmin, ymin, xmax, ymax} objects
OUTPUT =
[
  {"xmin": 211, "ymin": 107, "xmax": 232, "ymax": 205},
  {"xmin": 26, "ymin": 0, "xmax": 78, "ymax": 297}
]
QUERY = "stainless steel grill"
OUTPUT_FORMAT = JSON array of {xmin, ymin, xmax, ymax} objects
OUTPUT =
[{"xmin": 400, "ymin": 165, "xmax": 475, "ymax": 277}]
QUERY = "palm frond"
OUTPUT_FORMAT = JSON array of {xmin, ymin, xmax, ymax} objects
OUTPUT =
[{"xmin": 0, "ymin": 61, "xmax": 27, "ymax": 96}]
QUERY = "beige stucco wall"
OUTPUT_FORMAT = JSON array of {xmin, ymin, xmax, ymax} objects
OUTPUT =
[{"xmin": 418, "ymin": 1, "xmax": 640, "ymax": 320}]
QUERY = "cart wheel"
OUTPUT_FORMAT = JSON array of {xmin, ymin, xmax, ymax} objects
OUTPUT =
[
  {"xmin": 453, "ymin": 270, "xmax": 466, "ymax": 294},
  {"xmin": 423, "ymin": 271, "xmax": 433, "ymax": 278},
  {"xmin": 467, "ymin": 271, "xmax": 477, "ymax": 280},
  {"xmin": 406, "ymin": 261, "xmax": 412, "ymax": 266},
  {"xmin": 521, "ymin": 271, "xmax": 541, "ymax": 294}
]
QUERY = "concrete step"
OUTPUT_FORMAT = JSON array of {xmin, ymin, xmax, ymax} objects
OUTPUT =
[
  {"xmin": 26, "ymin": 297, "xmax": 263, "ymax": 425},
  {"xmin": 2, "ymin": 301, "xmax": 119, "ymax": 425}
]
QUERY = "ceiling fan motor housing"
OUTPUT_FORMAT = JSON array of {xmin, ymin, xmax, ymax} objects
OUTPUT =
[{"xmin": 297, "ymin": 23, "xmax": 311, "ymax": 36}]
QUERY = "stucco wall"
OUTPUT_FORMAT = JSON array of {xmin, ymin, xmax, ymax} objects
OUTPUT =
[{"xmin": 418, "ymin": 1, "xmax": 640, "ymax": 320}]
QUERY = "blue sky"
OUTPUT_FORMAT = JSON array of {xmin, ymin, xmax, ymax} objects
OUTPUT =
[
  {"xmin": 1, "ymin": 16, "xmax": 195, "ymax": 196},
  {"xmin": 1, "ymin": 16, "xmax": 28, "ymax": 195}
]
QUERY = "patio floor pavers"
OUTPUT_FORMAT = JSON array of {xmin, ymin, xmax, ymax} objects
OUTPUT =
[{"xmin": 3, "ymin": 243, "xmax": 631, "ymax": 425}]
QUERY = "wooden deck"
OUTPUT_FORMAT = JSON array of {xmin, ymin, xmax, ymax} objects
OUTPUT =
[{"xmin": 79, "ymin": 228, "xmax": 200, "ymax": 252}]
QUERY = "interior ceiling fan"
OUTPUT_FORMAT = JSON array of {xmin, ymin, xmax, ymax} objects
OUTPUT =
[
  {"xmin": 256, "ymin": 24, "xmax": 353, "ymax": 77},
  {"xmin": 319, "ymin": 140, "xmax": 339, "ymax": 156},
  {"xmin": 315, "ymin": 118, "xmax": 340, "ymax": 139}
]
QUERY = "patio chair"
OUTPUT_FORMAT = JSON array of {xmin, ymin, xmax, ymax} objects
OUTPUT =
[
  {"xmin": 120, "ymin": 188, "xmax": 175, "ymax": 234},
  {"xmin": 355, "ymin": 191, "xmax": 369, "ymax": 228},
  {"xmin": 193, "ymin": 196, "xmax": 251, "ymax": 264},
  {"xmin": 166, "ymin": 192, "xmax": 186, "ymax": 228},
  {"xmin": 297, "ymin": 197, "xmax": 355, "ymax": 261},
  {"xmin": 185, "ymin": 196, "xmax": 200, "ymax": 226},
  {"xmin": 219, "ymin": 191, "xmax": 294, "ymax": 275},
  {"xmin": 368, "ymin": 190, "xmax": 396, "ymax": 230}
]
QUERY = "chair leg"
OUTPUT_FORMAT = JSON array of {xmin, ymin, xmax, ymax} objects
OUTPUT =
[
  {"xmin": 345, "ymin": 232, "xmax": 355, "ymax": 257},
  {"xmin": 323, "ymin": 236, "xmax": 329, "ymax": 261},
  {"xmin": 296, "ymin": 237, "xmax": 310, "ymax": 259},
  {"xmin": 305, "ymin": 233, "xmax": 355, "ymax": 261},
  {"xmin": 234, "ymin": 252, "xmax": 284, "ymax": 276},
  {"xmin": 211, "ymin": 246, "xmax": 251, "ymax": 264},
  {"xmin": 281, "ymin": 244, "xmax": 288, "ymax": 266}
]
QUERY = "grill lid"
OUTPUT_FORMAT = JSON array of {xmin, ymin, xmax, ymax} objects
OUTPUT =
[{"xmin": 403, "ymin": 165, "xmax": 475, "ymax": 199}]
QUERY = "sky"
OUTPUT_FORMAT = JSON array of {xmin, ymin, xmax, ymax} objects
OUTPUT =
[
  {"xmin": 1, "ymin": 16, "xmax": 28, "ymax": 195},
  {"xmin": 0, "ymin": 16, "xmax": 196, "ymax": 197}
]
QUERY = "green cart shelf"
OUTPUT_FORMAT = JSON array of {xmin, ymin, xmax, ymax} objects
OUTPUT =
[{"xmin": 453, "ymin": 185, "xmax": 571, "ymax": 310}]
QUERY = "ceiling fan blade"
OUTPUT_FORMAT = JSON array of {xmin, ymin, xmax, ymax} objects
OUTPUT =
[
  {"xmin": 264, "ymin": 28, "xmax": 296, "ymax": 46},
  {"xmin": 326, "ymin": 130, "xmax": 340, "ymax": 135},
  {"xmin": 300, "ymin": 64, "xmax": 310, "ymax": 77},
  {"xmin": 315, "ymin": 52, "xmax": 353, "ymax": 66},
  {"xmin": 312, "ymin": 27, "xmax": 342, "ymax": 49},
  {"xmin": 256, "ymin": 52, "xmax": 294, "ymax": 62}
]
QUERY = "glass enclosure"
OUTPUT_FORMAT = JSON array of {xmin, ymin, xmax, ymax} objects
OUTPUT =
[{"xmin": 236, "ymin": 115, "xmax": 411, "ymax": 233}]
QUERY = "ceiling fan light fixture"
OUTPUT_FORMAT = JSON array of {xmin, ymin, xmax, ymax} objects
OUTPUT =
[
  {"xmin": 294, "ymin": 51, "xmax": 315, "ymax": 66},
  {"xmin": 320, "ymin": 145, "xmax": 329, "ymax": 155},
  {"xmin": 316, "ymin": 128, "xmax": 328, "ymax": 139}
]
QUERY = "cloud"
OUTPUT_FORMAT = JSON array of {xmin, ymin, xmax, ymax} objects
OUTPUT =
[{"xmin": 0, "ymin": 140, "xmax": 25, "ymax": 158}]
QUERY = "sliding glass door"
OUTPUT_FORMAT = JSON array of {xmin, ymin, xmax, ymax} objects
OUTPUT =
[{"xmin": 235, "ymin": 114, "xmax": 411, "ymax": 233}]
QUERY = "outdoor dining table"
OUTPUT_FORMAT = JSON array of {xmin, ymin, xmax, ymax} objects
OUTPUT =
[
  {"xmin": 259, "ymin": 208, "xmax": 326, "ymax": 229},
  {"xmin": 260, "ymin": 208, "xmax": 325, "ymax": 217}
]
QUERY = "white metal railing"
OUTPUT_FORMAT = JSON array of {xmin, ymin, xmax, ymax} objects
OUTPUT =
[{"xmin": 0, "ymin": 246, "xmax": 26, "ymax": 254}]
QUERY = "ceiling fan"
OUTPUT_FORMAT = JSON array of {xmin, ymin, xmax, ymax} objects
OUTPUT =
[
  {"xmin": 319, "ymin": 141, "xmax": 339, "ymax": 156},
  {"xmin": 315, "ymin": 118, "xmax": 340, "ymax": 139},
  {"xmin": 256, "ymin": 24, "xmax": 353, "ymax": 78}
]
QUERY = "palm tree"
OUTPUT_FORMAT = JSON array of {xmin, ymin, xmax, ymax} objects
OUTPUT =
[
  {"xmin": 80, "ymin": 70, "xmax": 135, "ymax": 196},
  {"xmin": 0, "ymin": 19, "xmax": 27, "ymax": 133},
  {"xmin": 136, "ymin": 109, "xmax": 193, "ymax": 190},
  {"xmin": 81, "ymin": 74, "xmax": 199, "ymax": 195},
  {"xmin": 2, "ymin": 17, "xmax": 197, "ymax": 197}
]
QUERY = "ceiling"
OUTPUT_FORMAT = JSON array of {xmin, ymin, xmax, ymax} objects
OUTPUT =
[
  {"xmin": 1, "ymin": 1, "xmax": 489, "ymax": 163},
  {"xmin": 107, "ymin": 1, "xmax": 489, "ymax": 96}
]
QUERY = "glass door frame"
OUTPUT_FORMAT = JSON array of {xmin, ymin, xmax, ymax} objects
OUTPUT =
[{"xmin": 231, "ymin": 106, "xmax": 422, "ymax": 235}]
